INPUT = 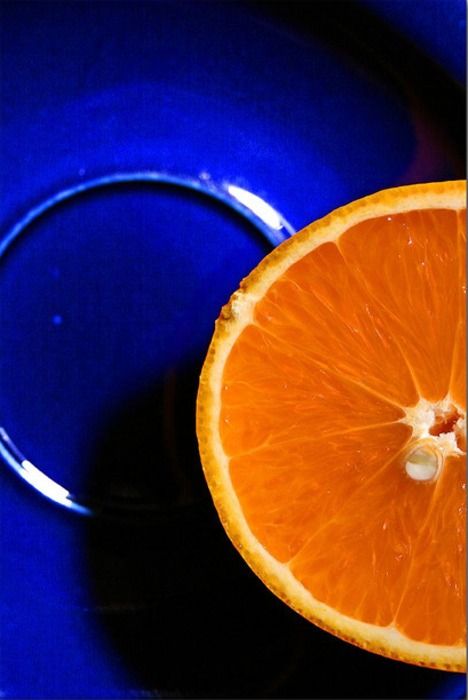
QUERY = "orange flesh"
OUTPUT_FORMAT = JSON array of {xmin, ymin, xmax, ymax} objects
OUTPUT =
[{"xmin": 220, "ymin": 208, "xmax": 466, "ymax": 647}]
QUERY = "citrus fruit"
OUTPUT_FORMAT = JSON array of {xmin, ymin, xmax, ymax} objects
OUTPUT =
[{"xmin": 196, "ymin": 181, "xmax": 466, "ymax": 671}]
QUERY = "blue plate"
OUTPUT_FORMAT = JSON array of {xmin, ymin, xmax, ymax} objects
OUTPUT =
[{"xmin": 0, "ymin": 1, "xmax": 465, "ymax": 697}]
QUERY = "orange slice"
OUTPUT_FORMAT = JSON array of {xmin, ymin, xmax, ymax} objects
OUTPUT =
[{"xmin": 196, "ymin": 181, "xmax": 466, "ymax": 671}]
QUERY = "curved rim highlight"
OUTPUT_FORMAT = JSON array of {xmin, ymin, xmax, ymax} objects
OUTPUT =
[{"xmin": 0, "ymin": 170, "xmax": 295, "ymax": 517}]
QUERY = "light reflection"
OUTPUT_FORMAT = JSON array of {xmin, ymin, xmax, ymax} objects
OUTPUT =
[
  {"xmin": 0, "ymin": 427, "xmax": 92, "ymax": 515},
  {"xmin": 21, "ymin": 459, "xmax": 72, "ymax": 507},
  {"xmin": 226, "ymin": 184, "xmax": 285, "ymax": 232}
]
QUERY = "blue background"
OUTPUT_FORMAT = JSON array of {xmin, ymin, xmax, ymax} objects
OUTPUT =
[{"xmin": 0, "ymin": 1, "xmax": 465, "ymax": 697}]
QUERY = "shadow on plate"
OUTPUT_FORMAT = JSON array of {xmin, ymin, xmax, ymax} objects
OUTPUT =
[{"xmin": 84, "ymin": 359, "xmax": 452, "ymax": 699}]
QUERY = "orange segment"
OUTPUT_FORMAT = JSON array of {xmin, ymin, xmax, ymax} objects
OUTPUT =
[
  {"xmin": 221, "ymin": 323, "xmax": 405, "ymax": 458},
  {"xmin": 338, "ymin": 209, "xmax": 461, "ymax": 403},
  {"xmin": 254, "ymin": 241, "xmax": 418, "ymax": 406},
  {"xmin": 229, "ymin": 424, "xmax": 411, "ymax": 563},
  {"xmin": 288, "ymin": 451, "xmax": 464, "ymax": 645},
  {"xmin": 395, "ymin": 454, "xmax": 466, "ymax": 647},
  {"xmin": 197, "ymin": 181, "xmax": 467, "ymax": 671},
  {"xmin": 449, "ymin": 210, "xmax": 467, "ymax": 409},
  {"xmin": 451, "ymin": 320, "xmax": 466, "ymax": 411}
]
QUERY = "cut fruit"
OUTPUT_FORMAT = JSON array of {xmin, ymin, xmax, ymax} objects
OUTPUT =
[{"xmin": 196, "ymin": 182, "xmax": 466, "ymax": 671}]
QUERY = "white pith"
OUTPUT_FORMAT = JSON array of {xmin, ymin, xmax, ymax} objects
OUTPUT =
[{"xmin": 401, "ymin": 398, "xmax": 466, "ymax": 481}]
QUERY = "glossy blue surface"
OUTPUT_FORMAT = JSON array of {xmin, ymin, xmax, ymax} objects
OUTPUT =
[
  {"xmin": 0, "ymin": 1, "xmax": 465, "ymax": 697},
  {"xmin": 362, "ymin": 0, "xmax": 466, "ymax": 84}
]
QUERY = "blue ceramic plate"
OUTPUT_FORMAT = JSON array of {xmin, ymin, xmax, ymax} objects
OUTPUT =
[{"xmin": 0, "ymin": 1, "xmax": 465, "ymax": 697}]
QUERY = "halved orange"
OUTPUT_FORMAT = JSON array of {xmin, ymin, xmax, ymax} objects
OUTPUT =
[{"xmin": 196, "ymin": 181, "xmax": 466, "ymax": 671}]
